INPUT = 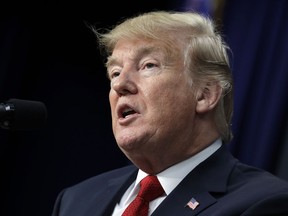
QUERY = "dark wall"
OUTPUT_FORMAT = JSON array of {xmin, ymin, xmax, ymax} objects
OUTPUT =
[
  {"xmin": 3, "ymin": 1, "xmax": 287, "ymax": 216},
  {"xmin": 0, "ymin": 1, "xmax": 174, "ymax": 216}
]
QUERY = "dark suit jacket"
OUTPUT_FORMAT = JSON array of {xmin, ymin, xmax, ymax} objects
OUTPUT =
[{"xmin": 51, "ymin": 145, "xmax": 288, "ymax": 216}]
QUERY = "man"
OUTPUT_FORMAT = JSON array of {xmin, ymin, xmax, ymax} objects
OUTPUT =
[{"xmin": 51, "ymin": 11, "xmax": 288, "ymax": 216}]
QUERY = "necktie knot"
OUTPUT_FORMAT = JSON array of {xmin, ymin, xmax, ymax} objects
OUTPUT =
[
  {"xmin": 122, "ymin": 175, "xmax": 164, "ymax": 216},
  {"xmin": 138, "ymin": 175, "xmax": 164, "ymax": 202}
]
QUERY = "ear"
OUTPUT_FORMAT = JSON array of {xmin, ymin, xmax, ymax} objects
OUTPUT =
[{"xmin": 195, "ymin": 82, "xmax": 222, "ymax": 114}]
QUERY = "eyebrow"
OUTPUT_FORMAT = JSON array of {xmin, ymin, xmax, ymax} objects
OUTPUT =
[
  {"xmin": 106, "ymin": 45, "xmax": 161, "ymax": 69},
  {"xmin": 105, "ymin": 45, "xmax": 162, "ymax": 79}
]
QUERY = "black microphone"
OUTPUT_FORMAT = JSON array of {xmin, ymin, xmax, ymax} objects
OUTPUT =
[{"xmin": 0, "ymin": 98, "xmax": 47, "ymax": 130}]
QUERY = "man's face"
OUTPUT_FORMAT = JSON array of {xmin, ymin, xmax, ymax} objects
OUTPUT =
[{"xmin": 107, "ymin": 38, "xmax": 199, "ymax": 167}]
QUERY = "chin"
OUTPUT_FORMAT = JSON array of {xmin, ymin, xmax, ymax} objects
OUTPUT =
[{"xmin": 116, "ymin": 136, "xmax": 137, "ymax": 150}]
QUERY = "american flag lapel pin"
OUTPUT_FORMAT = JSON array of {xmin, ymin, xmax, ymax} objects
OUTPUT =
[{"xmin": 185, "ymin": 197, "xmax": 200, "ymax": 210}]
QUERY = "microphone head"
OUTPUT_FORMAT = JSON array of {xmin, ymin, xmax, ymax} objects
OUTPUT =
[{"xmin": 0, "ymin": 98, "xmax": 47, "ymax": 130}]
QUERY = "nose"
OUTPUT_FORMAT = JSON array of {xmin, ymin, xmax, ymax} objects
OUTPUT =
[{"xmin": 111, "ymin": 72, "xmax": 138, "ymax": 96}]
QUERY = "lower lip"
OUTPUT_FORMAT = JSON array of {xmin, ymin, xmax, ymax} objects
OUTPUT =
[{"xmin": 118, "ymin": 113, "xmax": 140, "ymax": 125}]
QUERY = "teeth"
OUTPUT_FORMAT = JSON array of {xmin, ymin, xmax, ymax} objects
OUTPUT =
[{"xmin": 122, "ymin": 108, "xmax": 135, "ymax": 118}]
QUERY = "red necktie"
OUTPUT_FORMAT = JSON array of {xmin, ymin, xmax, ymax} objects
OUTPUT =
[{"xmin": 122, "ymin": 175, "xmax": 165, "ymax": 216}]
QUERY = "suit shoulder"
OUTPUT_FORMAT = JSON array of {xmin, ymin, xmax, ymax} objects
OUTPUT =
[
  {"xmin": 231, "ymin": 161, "xmax": 288, "ymax": 193},
  {"xmin": 66, "ymin": 165, "xmax": 137, "ymax": 193}
]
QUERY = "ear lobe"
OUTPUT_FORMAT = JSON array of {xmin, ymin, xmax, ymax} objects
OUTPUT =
[{"xmin": 196, "ymin": 83, "xmax": 222, "ymax": 114}]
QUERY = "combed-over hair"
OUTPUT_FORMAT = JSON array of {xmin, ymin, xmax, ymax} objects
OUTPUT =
[{"xmin": 94, "ymin": 11, "xmax": 233, "ymax": 143}]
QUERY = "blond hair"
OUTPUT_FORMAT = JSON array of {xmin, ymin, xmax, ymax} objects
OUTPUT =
[{"xmin": 94, "ymin": 11, "xmax": 233, "ymax": 143}]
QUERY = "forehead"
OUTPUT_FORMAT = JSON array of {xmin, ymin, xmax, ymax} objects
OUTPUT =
[{"xmin": 106, "ymin": 39, "xmax": 167, "ymax": 65}]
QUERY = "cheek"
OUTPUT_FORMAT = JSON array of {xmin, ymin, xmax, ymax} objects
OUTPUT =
[
  {"xmin": 160, "ymin": 82, "xmax": 195, "ymax": 115},
  {"xmin": 109, "ymin": 92, "xmax": 117, "ymax": 118},
  {"xmin": 146, "ymin": 82, "xmax": 191, "ymax": 114}
]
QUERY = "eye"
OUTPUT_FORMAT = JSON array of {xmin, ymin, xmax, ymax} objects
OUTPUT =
[
  {"xmin": 110, "ymin": 71, "xmax": 120, "ymax": 79},
  {"xmin": 108, "ymin": 68, "xmax": 121, "ymax": 80},
  {"xmin": 139, "ymin": 60, "xmax": 161, "ymax": 77},
  {"xmin": 143, "ymin": 62, "xmax": 158, "ymax": 70}
]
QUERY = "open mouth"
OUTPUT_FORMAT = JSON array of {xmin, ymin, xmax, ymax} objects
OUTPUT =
[
  {"xmin": 118, "ymin": 105, "xmax": 138, "ymax": 119},
  {"xmin": 122, "ymin": 107, "xmax": 137, "ymax": 118}
]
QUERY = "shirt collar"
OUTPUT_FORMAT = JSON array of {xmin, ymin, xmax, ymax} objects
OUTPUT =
[{"xmin": 136, "ymin": 138, "xmax": 222, "ymax": 195}]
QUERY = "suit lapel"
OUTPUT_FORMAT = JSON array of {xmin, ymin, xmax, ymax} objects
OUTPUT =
[
  {"xmin": 80, "ymin": 144, "xmax": 237, "ymax": 216},
  {"xmin": 152, "ymin": 144, "xmax": 237, "ymax": 216},
  {"xmin": 85, "ymin": 166, "xmax": 138, "ymax": 216}
]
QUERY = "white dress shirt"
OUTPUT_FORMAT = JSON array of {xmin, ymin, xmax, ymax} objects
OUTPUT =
[{"xmin": 112, "ymin": 138, "xmax": 222, "ymax": 216}]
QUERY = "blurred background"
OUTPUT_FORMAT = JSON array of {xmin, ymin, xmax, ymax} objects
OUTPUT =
[{"xmin": 1, "ymin": 0, "xmax": 288, "ymax": 215}]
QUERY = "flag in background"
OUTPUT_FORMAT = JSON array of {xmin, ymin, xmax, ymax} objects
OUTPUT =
[
  {"xmin": 181, "ymin": 0, "xmax": 214, "ymax": 15},
  {"xmin": 178, "ymin": 0, "xmax": 288, "ymax": 181},
  {"xmin": 179, "ymin": 0, "xmax": 226, "ymax": 22}
]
